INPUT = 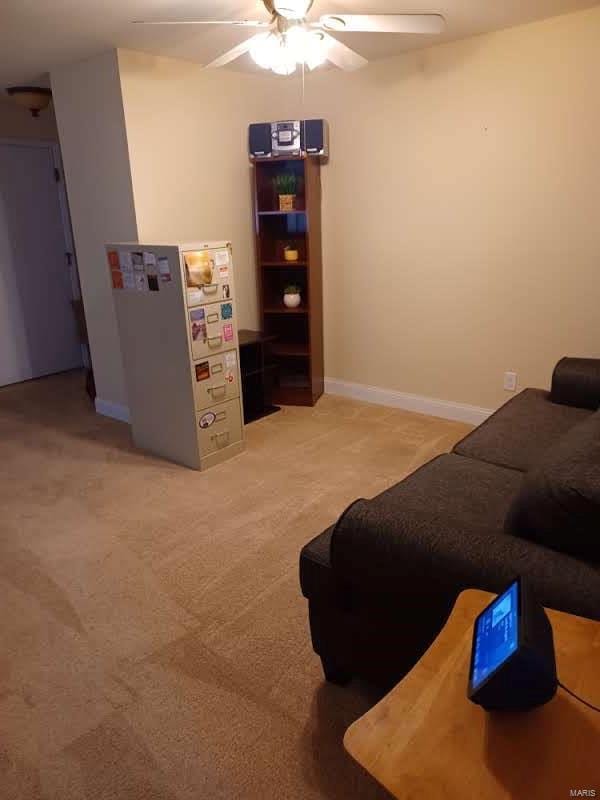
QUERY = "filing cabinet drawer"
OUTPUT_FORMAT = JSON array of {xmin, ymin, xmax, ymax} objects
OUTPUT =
[
  {"xmin": 197, "ymin": 399, "xmax": 243, "ymax": 457},
  {"xmin": 183, "ymin": 246, "xmax": 234, "ymax": 307},
  {"xmin": 193, "ymin": 350, "xmax": 240, "ymax": 411},
  {"xmin": 189, "ymin": 299, "xmax": 238, "ymax": 360}
]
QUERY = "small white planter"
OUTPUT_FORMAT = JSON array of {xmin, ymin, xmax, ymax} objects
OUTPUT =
[{"xmin": 283, "ymin": 292, "xmax": 301, "ymax": 309}]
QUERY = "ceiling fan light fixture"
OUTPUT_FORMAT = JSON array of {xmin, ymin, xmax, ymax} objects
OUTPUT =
[
  {"xmin": 269, "ymin": 34, "xmax": 298, "ymax": 74},
  {"xmin": 249, "ymin": 32, "xmax": 280, "ymax": 69},
  {"xmin": 271, "ymin": 57, "xmax": 297, "ymax": 75},
  {"xmin": 290, "ymin": 28, "xmax": 328, "ymax": 69},
  {"xmin": 250, "ymin": 26, "xmax": 327, "ymax": 74}
]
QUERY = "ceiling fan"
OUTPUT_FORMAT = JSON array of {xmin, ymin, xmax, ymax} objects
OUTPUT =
[{"xmin": 134, "ymin": 0, "xmax": 446, "ymax": 75}]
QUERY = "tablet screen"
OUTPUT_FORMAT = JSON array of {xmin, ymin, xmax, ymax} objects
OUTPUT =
[{"xmin": 470, "ymin": 580, "xmax": 519, "ymax": 690}]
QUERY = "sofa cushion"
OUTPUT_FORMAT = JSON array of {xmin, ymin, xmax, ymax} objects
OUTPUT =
[
  {"xmin": 551, "ymin": 357, "xmax": 600, "ymax": 410},
  {"xmin": 362, "ymin": 453, "xmax": 522, "ymax": 531},
  {"xmin": 301, "ymin": 454, "xmax": 521, "ymax": 601},
  {"xmin": 330, "ymin": 498, "xmax": 600, "ymax": 621},
  {"xmin": 505, "ymin": 412, "xmax": 600, "ymax": 562},
  {"xmin": 453, "ymin": 388, "xmax": 591, "ymax": 471}
]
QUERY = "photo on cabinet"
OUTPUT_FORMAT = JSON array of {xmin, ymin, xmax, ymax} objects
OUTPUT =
[
  {"xmin": 184, "ymin": 251, "xmax": 214, "ymax": 288},
  {"xmin": 190, "ymin": 308, "xmax": 207, "ymax": 342}
]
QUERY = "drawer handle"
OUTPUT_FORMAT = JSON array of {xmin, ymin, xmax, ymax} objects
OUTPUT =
[
  {"xmin": 212, "ymin": 431, "xmax": 230, "ymax": 448},
  {"xmin": 203, "ymin": 283, "xmax": 218, "ymax": 294},
  {"xmin": 209, "ymin": 384, "xmax": 226, "ymax": 397},
  {"xmin": 208, "ymin": 335, "xmax": 223, "ymax": 348}
]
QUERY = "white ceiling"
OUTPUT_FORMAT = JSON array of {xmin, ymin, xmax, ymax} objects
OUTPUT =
[{"xmin": 1, "ymin": 0, "xmax": 598, "ymax": 88}]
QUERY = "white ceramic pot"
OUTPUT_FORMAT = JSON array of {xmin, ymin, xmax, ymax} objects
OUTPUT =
[{"xmin": 283, "ymin": 292, "xmax": 301, "ymax": 308}]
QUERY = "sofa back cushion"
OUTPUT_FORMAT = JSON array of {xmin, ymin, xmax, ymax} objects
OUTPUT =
[
  {"xmin": 551, "ymin": 357, "xmax": 600, "ymax": 410},
  {"xmin": 505, "ymin": 411, "xmax": 600, "ymax": 562}
]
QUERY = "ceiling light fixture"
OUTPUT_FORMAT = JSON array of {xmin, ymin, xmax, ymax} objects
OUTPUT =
[
  {"xmin": 250, "ymin": 27, "xmax": 328, "ymax": 75},
  {"xmin": 6, "ymin": 86, "xmax": 52, "ymax": 117}
]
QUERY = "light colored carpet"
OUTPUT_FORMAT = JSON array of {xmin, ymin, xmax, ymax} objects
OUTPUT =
[{"xmin": 0, "ymin": 370, "xmax": 471, "ymax": 800}]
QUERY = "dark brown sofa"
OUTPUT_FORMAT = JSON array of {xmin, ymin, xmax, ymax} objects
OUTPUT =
[{"xmin": 299, "ymin": 357, "xmax": 600, "ymax": 691}]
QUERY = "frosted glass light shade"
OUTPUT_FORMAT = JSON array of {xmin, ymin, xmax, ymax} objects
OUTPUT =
[
  {"xmin": 6, "ymin": 86, "xmax": 52, "ymax": 117},
  {"xmin": 250, "ymin": 27, "xmax": 328, "ymax": 75}
]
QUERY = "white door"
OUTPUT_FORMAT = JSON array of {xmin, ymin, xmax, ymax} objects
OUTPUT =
[{"xmin": 0, "ymin": 141, "xmax": 82, "ymax": 387}]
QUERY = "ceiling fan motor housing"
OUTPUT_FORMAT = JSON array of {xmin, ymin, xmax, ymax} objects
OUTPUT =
[{"xmin": 270, "ymin": 0, "xmax": 314, "ymax": 20}]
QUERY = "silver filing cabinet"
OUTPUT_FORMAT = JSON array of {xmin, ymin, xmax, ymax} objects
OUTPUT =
[{"xmin": 106, "ymin": 240, "xmax": 244, "ymax": 471}]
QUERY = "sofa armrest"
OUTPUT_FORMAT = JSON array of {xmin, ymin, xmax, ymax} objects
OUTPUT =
[
  {"xmin": 550, "ymin": 357, "xmax": 600, "ymax": 410},
  {"xmin": 331, "ymin": 500, "xmax": 600, "ymax": 621}
]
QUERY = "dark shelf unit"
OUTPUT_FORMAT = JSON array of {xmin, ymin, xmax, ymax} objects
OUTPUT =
[
  {"xmin": 238, "ymin": 329, "xmax": 280, "ymax": 424},
  {"xmin": 252, "ymin": 156, "xmax": 324, "ymax": 407}
]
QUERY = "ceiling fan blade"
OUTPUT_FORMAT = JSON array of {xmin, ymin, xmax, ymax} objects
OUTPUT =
[
  {"xmin": 321, "ymin": 33, "xmax": 367, "ymax": 71},
  {"xmin": 132, "ymin": 19, "xmax": 270, "ymax": 28},
  {"xmin": 204, "ymin": 34, "xmax": 266, "ymax": 68},
  {"xmin": 319, "ymin": 13, "xmax": 446, "ymax": 34}
]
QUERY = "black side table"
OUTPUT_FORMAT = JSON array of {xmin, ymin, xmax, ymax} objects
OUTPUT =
[{"xmin": 238, "ymin": 330, "xmax": 280, "ymax": 424}]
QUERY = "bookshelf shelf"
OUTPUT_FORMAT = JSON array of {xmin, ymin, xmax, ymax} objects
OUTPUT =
[
  {"xmin": 264, "ymin": 306, "xmax": 309, "ymax": 315},
  {"xmin": 261, "ymin": 261, "xmax": 308, "ymax": 268},
  {"xmin": 257, "ymin": 210, "xmax": 306, "ymax": 216}
]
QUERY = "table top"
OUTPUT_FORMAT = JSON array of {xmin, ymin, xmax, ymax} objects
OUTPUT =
[{"xmin": 344, "ymin": 589, "xmax": 600, "ymax": 800}]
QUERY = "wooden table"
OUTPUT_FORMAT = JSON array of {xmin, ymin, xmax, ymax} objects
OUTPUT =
[{"xmin": 344, "ymin": 590, "xmax": 600, "ymax": 799}]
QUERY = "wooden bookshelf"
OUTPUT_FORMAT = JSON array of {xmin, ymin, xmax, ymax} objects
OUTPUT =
[{"xmin": 252, "ymin": 156, "xmax": 324, "ymax": 407}]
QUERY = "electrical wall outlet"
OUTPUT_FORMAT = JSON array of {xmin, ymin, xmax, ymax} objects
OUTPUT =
[{"xmin": 504, "ymin": 371, "xmax": 517, "ymax": 392}]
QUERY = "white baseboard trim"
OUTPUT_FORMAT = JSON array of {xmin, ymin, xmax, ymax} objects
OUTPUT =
[
  {"xmin": 95, "ymin": 384, "xmax": 491, "ymax": 427},
  {"xmin": 95, "ymin": 397, "xmax": 131, "ymax": 423},
  {"xmin": 324, "ymin": 377, "xmax": 494, "ymax": 426}
]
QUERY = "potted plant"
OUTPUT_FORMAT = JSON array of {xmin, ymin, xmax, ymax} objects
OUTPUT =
[
  {"xmin": 283, "ymin": 284, "xmax": 302, "ymax": 308},
  {"xmin": 274, "ymin": 173, "xmax": 298, "ymax": 211},
  {"xmin": 283, "ymin": 244, "xmax": 299, "ymax": 262}
]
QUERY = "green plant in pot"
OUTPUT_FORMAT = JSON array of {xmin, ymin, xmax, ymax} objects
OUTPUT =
[
  {"xmin": 274, "ymin": 173, "xmax": 298, "ymax": 211},
  {"xmin": 283, "ymin": 243, "xmax": 299, "ymax": 262},
  {"xmin": 283, "ymin": 283, "xmax": 302, "ymax": 309}
]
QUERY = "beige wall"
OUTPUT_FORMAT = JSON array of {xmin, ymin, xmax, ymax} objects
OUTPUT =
[
  {"xmin": 52, "ymin": 4, "xmax": 600, "ymax": 415},
  {"xmin": 273, "ymin": 6, "xmax": 600, "ymax": 409},
  {"xmin": 117, "ymin": 50, "xmax": 284, "ymax": 331},
  {"xmin": 0, "ymin": 98, "xmax": 58, "ymax": 141},
  {"xmin": 51, "ymin": 51, "xmax": 138, "ymax": 408}
]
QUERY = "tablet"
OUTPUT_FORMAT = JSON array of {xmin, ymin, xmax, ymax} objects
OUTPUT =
[
  {"xmin": 467, "ymin": 577, "xmax": 557, "ymax": 711},
  {"xmin": 469, "ymin": 579, "xmax": 520, "ymax": 693}
]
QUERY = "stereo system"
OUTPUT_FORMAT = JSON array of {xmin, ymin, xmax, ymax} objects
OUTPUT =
[{"xmin": 248, "ymin": 120, "xmax": 329, "ymax": 160}]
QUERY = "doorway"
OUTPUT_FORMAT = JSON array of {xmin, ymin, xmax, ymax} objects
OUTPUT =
[{"xmin": 0, "ymin": 139, "xmax": 82, "ymax": 387}]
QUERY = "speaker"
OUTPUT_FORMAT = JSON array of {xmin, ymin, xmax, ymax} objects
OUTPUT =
[
  {"xmin": 468, "ymin": 577, "xmax": 557, "ymax": 712},
  {"xmin": 302, "ymin": 119, "xmax": 329, "ymax": 158},
  {"xmin": 249, "ymin": 123, "xmax": 272, "ymax": 159}
]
